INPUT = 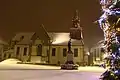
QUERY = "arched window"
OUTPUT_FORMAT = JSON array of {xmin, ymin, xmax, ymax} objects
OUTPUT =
[
  {"xmin": 52, "ymin": 48, "xmax": 56, "ymax": 56},
  {"xmin": 63, "ymin": 48, "xmax": 67, "ymax": 57},
  {"xmin": 74, "ymin": 48, "xmax": 78, "ymax": 57},
  {"xmin": 37, "ymin": 44, "xmax": 42, "ymax": 56}
]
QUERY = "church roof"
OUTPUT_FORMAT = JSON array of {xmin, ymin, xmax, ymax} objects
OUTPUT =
[
  {"xmin": 12, "ymin": 32, "xmax": 35, "ymax": 45},
  {"xmin": 48, "ymin": 32, "xmax": 84, "ymax": 46},
  {"xmin": 0, "ymin": 39, "xmax": 8, "ymax": 45}
]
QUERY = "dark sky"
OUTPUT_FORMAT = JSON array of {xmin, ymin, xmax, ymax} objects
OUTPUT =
[{"xmin": 0, "ymin": 0, "xmax": 104, "ymax": 47}]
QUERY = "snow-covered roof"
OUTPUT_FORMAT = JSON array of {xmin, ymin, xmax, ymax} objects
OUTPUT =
[
  {"xmin": 12, "ymin": 32, "xmax": 35, "ymax": 45},
  {"xmin": 0, "ymin": 39, "xmax": 8, "ymax": 45},
  {"xmin": 48, "ymin": 32, "xmax": 84, "ymax": 46}
]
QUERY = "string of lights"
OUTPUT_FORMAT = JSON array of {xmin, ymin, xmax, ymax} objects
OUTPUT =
[{"xmin": 97, "ymin": 0, "xmax": 120, "ymax": 79}]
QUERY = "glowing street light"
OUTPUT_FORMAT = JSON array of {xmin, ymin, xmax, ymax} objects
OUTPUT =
[{"xmin": 87, "ymin": 52, "xmax": 90, "ymax": 55}]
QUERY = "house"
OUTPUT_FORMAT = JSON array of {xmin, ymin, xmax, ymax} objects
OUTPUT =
[
  {"xmin": 0, "ymin": 39, "xmax": 8, "ymax": 61},
  {"xmin": 90, "ymin": 40, "xmax": 105, "ymax": 65},
  {"xmin": 48, "ymin": 32, "xmax": 84, "ymax": 65}
]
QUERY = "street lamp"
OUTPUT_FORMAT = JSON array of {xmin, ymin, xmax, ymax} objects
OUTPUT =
[{"xmin": 87, "ymin": 52, "xmax": 90, "ymax": 55}]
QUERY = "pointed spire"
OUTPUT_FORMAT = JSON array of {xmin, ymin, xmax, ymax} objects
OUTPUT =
[
  {"xmin": 74, "ymin": 10, "xmax": 80, "ymax": 20},
  {"xmin": 70, "ymin": 10, "xmax": 84, "ymax": 40},
  {"xmin": 72, "ymin": 10, "xmax": 80, "ymax": 28}
]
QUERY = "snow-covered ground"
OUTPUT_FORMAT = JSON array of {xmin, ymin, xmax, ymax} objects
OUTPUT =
[
  {"xmin": 0, "ymin": 58, "xmax": 60, "ymax": 69},
  {"xmin": 78, "ymin": 66, "xmax": 106, "ymax": 72},
  {"xmin": 0, "ymin": 58, "xmax": 106, "ymax": 72},
  {"xmin": 0, "ymin": 63, "xmax": 60, "ymax": 70},
  {"xmin": 0, "ymin": 63, "xmax": 106, "ymax": 72},
  {"xmin": 0, "ymin": 59, "xmax": 105, "ymax": 80},
  {"xmin": 0, "ymin": 70, "xmax": 103, "ymax": 80}
]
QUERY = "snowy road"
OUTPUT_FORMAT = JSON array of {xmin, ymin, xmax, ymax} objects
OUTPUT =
[{"xmin": 0, "ymin": 70, "xmax": 102, "ymax": 80}]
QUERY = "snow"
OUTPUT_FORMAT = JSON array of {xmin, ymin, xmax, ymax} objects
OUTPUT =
[
  {"xmin": 0, "ymin": 63, "xmax": 106, "ymax": 71},
  {"xmin": 0, "ymin": 59, "xmax": 105, "ymax": 80},
  {"xmin": 78, "ymin": 66, "xmax": 107, "ymax": 72},
  {"xmin": 0, "ymin": 58, "xmax": 22, "ymax": 64},
  {"xmin": 0, "ymin": 70, "xmax": 103, "ymax": 80},
  {"xmin": 0, "ymin": 58, "xmax": 60, "ymax": 69},
  {"xmin": 0, "ymin": 58, "xmax": 106, "ymax": 72}
]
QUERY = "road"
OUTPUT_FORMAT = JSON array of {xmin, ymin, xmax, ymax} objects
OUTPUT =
[{"xmin": 0, "ymin": 70, "xmax": 102, "ymax": 80}]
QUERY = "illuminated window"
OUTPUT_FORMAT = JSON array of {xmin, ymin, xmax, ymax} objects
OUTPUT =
[
  {"xmin": 63, "ymin": 48, "xmax": 67, "ymax": 57},
  {"xmin": 74, "ymin": 48, "xmax": 78, "ymax": 57},
  {"xmin": 52, "ymin": 48, "xmax": 56, "ymax": 56}
]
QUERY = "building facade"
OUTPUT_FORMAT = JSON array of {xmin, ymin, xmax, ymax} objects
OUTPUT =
[
  {"xmin": 2, "ymin": 32, "xmax": 84, "ymax": 65},
  {"xmin": 90, "ymin": 40, "xmax": 105, "ymax": 65},
  {"xmin": 12, "ymin": 32, "xmax": 49, "ymax": 63},
  {"xmin": 48, "ymin": 33, "xmax": 84, "ymax": 65}
]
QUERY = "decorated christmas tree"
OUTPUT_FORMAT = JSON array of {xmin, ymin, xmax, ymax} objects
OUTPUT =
[{"xmin": 96, "ymin": 0, "xmax": 120, "ymax": 79}]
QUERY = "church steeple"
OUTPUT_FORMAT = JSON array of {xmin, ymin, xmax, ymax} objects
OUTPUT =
[
  {"xmin": 72, "ymin": 10, "xmax": 81, "ymax": 28},
  {"xmin": 70, "ymin": 10, "xmax": 83, "ymax": 40}
]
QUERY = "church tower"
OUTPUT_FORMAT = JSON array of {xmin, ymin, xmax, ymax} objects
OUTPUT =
[
  {"xmin": 70, "ymin": 10, "xmax": 83, "ymax": 40},
  {"xmin": 72, "ymin": 10, "xmax": 81, "ymax": 28}
]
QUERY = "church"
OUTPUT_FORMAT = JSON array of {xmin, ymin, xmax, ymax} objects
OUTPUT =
[{"xmin": 1, "ymin": 10, "xmax": 86, "ymax": 66}]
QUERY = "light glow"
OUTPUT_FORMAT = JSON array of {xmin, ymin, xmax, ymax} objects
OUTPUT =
[
  {"xmin": 86, "ymin": 52, "xmax": 90, "ymax": 55},
  {"xmin": 103, "ymin": 53, "xmax": 108, "ymax": 58},
  {"xmin": 52, "ymin": 33, "xmax": 70, "ymax": 44}
]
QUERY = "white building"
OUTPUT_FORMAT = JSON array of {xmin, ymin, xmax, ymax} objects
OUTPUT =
[
  {"xmin": 48, "ymin": 32, "xmax": 84, "ymax": 65},
  {"xmin": 90, "ymin": 40, "xmax": 105, "ymax": 65},
  {"xmin": 5, "ymin": 32, "xmax": 84, "ymax": 65}
]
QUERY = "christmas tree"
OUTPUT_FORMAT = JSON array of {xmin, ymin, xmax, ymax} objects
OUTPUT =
[{"xmin": 96, "ymin": 0, "xmax": 120, "ymax": 79}]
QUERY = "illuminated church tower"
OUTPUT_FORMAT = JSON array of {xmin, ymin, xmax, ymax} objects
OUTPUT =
[
  {"xmin": 70, "ymin": 10, "xmax": 83, "ymax": 40},
  {"xmin": 67, "ymin": 10, "xmax": 84, "ymax": 64},
  {"xmin": 61, "ymin": 10, "xmax": 84, "ymax": 69}
]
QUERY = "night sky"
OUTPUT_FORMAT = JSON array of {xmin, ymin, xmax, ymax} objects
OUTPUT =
[{"xmin": 0, "ymin": 0, "xmax": 104, "ymax": 47}]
